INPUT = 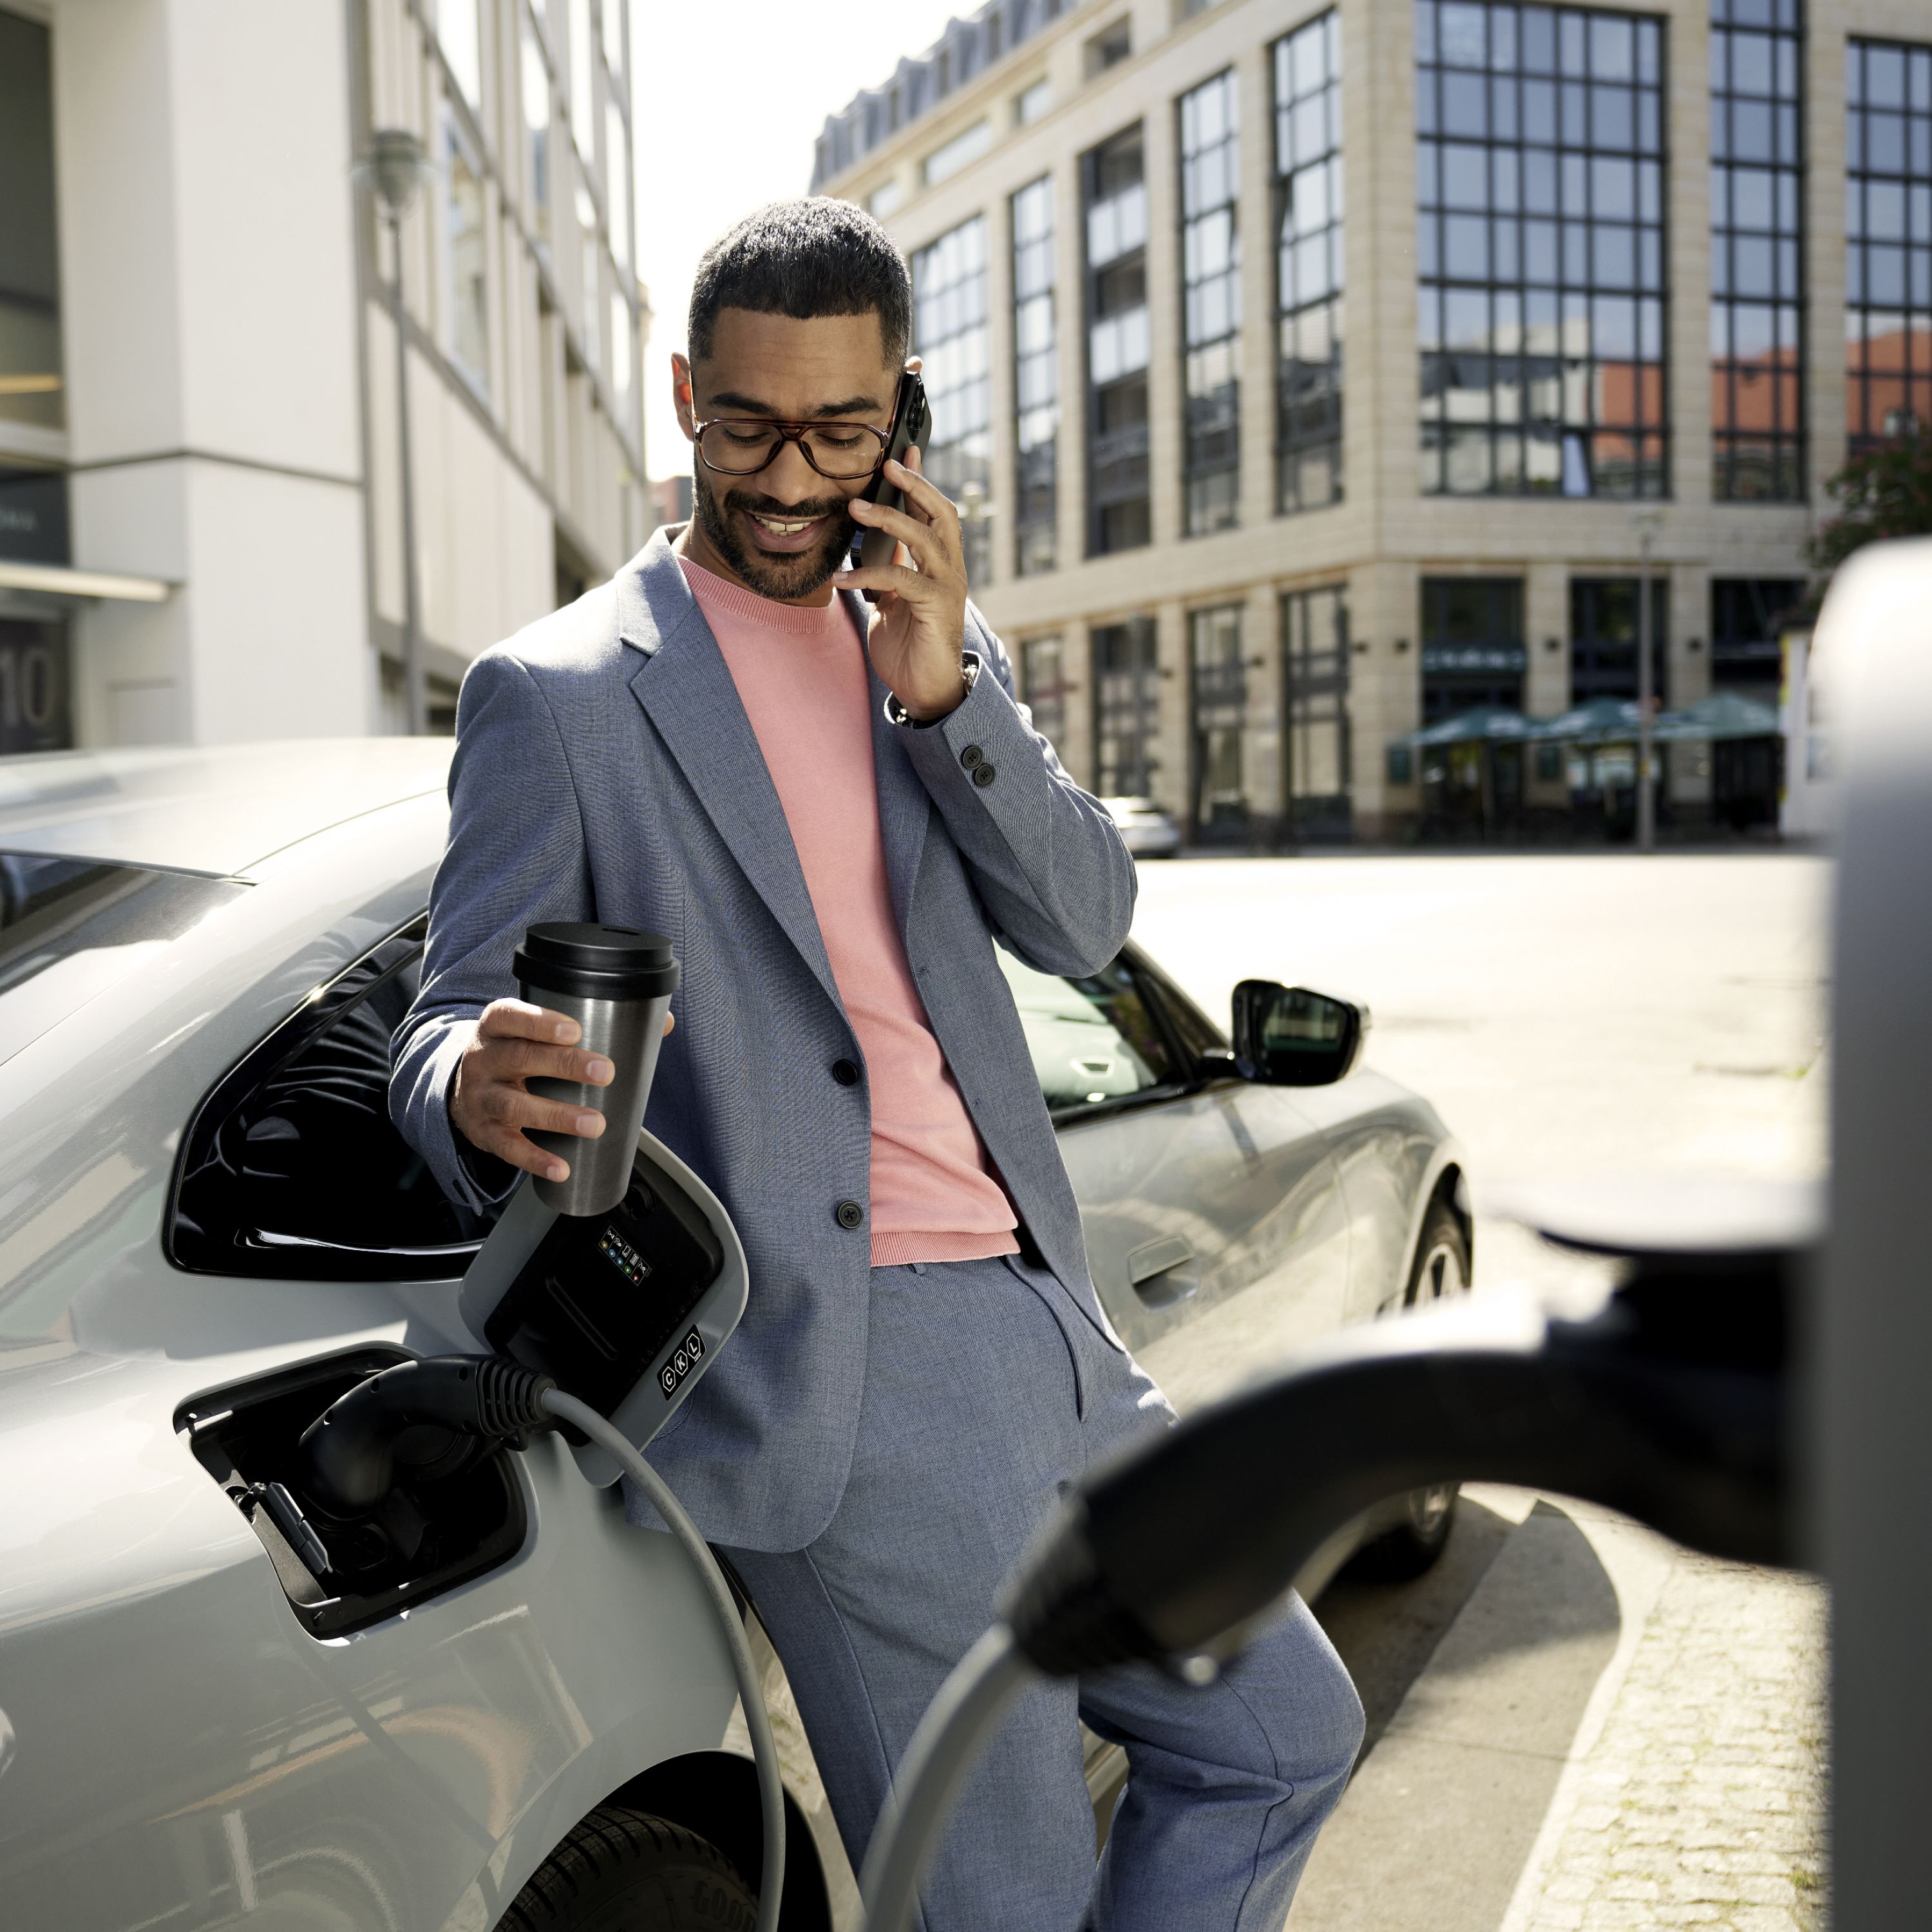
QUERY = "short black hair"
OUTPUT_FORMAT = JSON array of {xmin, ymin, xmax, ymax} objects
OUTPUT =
[{"xmin": 688, "ymin": 198, "xmax": 912, "ymax": 368}]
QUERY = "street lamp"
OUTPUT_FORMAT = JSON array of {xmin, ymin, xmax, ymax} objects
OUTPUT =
[
  {"xmin": 355, "ymin": 129, "xmax": 435, "ymax": 735},
  {"xmin": 1634, "ymin": 509, "xmax": 1665, "ymax": 851}
]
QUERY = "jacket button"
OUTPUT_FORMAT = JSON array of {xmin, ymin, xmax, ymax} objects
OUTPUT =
[
  {"xmin": 960, "ymin": 744, "xmax": 983, "ymax": 770},
  {"xmin": 835, "ymin": 1198, "xmax": 866, "ymax": 1231},
  {"xmin": 831, "ymin": 1057, "xmax": 862, "ymax": 1086},
  {"xmin": 972, "ymin": 762, "xmax": 996, "ymax": 788}
]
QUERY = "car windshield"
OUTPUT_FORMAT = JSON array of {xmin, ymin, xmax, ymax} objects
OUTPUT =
[{"xmin": 0, "ymin": 854, "xmax": 246, "ymax": 1067}]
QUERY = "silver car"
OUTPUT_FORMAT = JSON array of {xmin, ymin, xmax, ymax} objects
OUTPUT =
[{"xmin": 0, "ymin": 742, "xmax": 1469, "ymax": 1931}]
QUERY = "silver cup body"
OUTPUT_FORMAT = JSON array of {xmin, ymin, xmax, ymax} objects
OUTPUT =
[{"xmin": 522, "ymin": 985, "xmax": 673, "ymax": 1216}]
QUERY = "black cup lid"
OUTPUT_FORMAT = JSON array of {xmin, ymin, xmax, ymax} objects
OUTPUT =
[{"xmin": 515, "ymin": 922, "xmax": 678, "ymax": 998}]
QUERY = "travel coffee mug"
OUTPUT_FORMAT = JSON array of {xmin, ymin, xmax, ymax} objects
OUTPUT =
[{"xmin": 515, "ymin": 922, "xmax": 679, "ymax": 1217}]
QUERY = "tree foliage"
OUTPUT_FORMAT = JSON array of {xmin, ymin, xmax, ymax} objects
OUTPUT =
[{"xmin": 1806, "ymin": 429, "xmax": 1932, "ymax": 578}]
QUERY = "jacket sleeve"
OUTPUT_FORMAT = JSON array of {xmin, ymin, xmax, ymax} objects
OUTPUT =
[
  {"xmin": 390, "ymin": 650, "xmax": 596, "ymax": 1211},
  {"xmin": 896, "ymin": 605, "xmax": 1137, "ymax": 978}
]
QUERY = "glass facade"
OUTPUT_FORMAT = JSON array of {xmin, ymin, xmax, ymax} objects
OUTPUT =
[
  {"xmin": 1416, "ymin": 0, "xmax": 1669, "ymax": 498},
  {"xmin": 1846, "ymin": 37, "xmax": 1932, "ymax": 450},
  {"xmin": 1189, "ymin": 606, "xmax": 1247, "ymax": 838},
  {"xmin": 0, "ymin": 8, "xmax": 62, "ymax": 440},
  {"xmin": 913, "ymin": 216, "xmax": 994, "ymax": 585},
  {"xmin": 1020, "ymin": 634, "xmax": 1069, "ymax": 744},
  {"xmin": 1569, "ymin": 576, "xmax": 1669, "ymax": 701},
  {"xmin": 1084, "ymin": 127, "xmax": 1152, "ymax": 554},
  {"xmin": 1282, "ymin": 587, "xmax": 1352, "ymax": 837},
  {"xmin": 1012, "ymin": 176, "xmax": 1059, "ymax": 576},
  {"xmin": 1180, "ymin": 72, "xmax": 1242, "ymax": 535},
  {"xmin": 444, "ymin": 102, "xmax": 491, "ymax": 395},
  {"xmin": 1092, "ymin": 616, "xmax": 1160, "ymax": 795},
  {"xmin": 1710, "ymin": 576, "xmax": 1802, "ymax": 691},
  {"xmin": 1274, "ymin": 12, "xmax": 1345, "ymax": 512},
  {"xmin": 1420, "ymin": 577, "xmax": 1525, "ymax": 719},
  {"xmin": 1709, "ymin": 0, "xmax": 1804, "ymax": 500}
]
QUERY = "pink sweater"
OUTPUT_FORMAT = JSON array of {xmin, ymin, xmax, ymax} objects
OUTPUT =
[{"xmin": 680, "ymin": 558, "xmax": 1019, "ymax": 1267}]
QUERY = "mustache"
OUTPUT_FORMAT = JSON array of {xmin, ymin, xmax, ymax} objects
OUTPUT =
[{"xmin": 722, "ymin": 489, "xmax": 853, "ymax": 524}]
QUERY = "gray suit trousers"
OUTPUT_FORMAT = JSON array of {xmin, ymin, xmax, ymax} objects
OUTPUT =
[{"xmin": 706, "ymin": 1255, "xmax": 1365, "ymax": 1932}]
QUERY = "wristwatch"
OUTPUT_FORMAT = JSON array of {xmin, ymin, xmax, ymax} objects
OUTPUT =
[{"xmin": 883, "ymin": 652, "xmax": 980, "ymax": 728}]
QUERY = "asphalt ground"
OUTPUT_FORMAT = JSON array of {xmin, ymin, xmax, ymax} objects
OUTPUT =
[{"xmin": 1127, "ymin": 852, "xmax": 1830, "ymax": 1932}]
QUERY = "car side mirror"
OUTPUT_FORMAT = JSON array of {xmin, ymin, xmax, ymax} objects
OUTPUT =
[{"xmin": 1231, "ymin": 981, "xmax": 1370, "ymax": 1087}]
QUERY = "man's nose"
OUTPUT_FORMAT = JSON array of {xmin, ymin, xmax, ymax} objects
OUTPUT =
[{"xmin": 760, "ymin": 436, "xmax": 829, "ymax": 504}]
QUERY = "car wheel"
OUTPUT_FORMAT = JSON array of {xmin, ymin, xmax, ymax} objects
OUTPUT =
[
  {"xmin": 499, "ymin": 1806, "xmax": 760, "ymax": 1932},
  {"xmin": 1350, "ymin": 1200, "xmax": 1472, "ymax": 1582}
]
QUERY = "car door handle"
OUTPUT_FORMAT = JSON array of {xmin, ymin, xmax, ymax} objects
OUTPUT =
[{"xmin": 1128, "ymin": 1235, "xmax": 1198, "ymax": 1307}]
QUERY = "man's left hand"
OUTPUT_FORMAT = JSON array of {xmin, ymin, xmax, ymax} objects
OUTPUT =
[{"xmin": 834, "ymin": 447, "xmax": 970, "ymax": 723}]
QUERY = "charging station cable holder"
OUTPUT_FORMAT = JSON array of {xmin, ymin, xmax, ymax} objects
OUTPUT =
[{"xmin": 457, "ymin": 1128, "xmax": 750, "ymax": 1484}]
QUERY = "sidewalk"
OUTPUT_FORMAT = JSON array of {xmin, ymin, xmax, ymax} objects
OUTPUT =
[{"xmin": 1289, "ymin": 1490, "xmax": 1828, "ymax": 1932}]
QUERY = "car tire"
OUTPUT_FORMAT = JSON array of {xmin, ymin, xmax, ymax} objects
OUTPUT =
[
  {"xmin": 499, "ymin": 1806, "xmax": 760, "ymax": 1932},
  {"xmin": 1350, "ymin": 1200, "xmax": 1473, "ymax": 1582}
]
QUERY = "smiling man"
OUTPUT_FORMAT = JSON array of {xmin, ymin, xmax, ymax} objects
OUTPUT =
[{"xmin": 393, "ymin": 199, "xmax": 1362, "ymax": 1929}]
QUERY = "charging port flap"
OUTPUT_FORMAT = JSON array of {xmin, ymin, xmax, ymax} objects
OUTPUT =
[{"xmin": 458, "ymin": 1131, "xmax": 750, "ymax": 1486}]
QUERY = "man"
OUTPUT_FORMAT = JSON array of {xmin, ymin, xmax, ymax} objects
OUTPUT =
[{"xmin": 393, "ymin": 198, "xmax": 1361, "ymax": 1929}]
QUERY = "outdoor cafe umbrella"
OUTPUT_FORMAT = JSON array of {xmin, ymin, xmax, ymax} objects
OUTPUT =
[
  {"xmin": 1651, "ymin": 690, "xmax": 1782, "ymax": 742},
  {"xmin": 1391, "ymin": 705, "xmax": 1536, "ymax": 748},
  {"xmin": 1530, "ymin": 696, "xmax": 1645, "ymax": 744}
]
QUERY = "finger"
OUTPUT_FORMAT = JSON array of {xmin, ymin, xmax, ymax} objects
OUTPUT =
[
  {"xmin": 486, "ymin": 1036, "xmax": 614, "ymax": 1085},
  {"xmin": 487, "ymin": 1086, "xmax": 609, "ymax": 1139},
  {"xmin": 883, "ymin": 455, "xmax": 961, "ymax": 533},
  {"xmin": 848, "ymin": 496, "xmax": 959, "ymax": 578},
  {"xmin": 474, "ymin": 1124, "xmax": 572, "ymax": 1184},
  {"xmin": 831, "ymin": 562, "xmax": 947, "ymax": 600},
  {"xmin": 480, "ymin": 998, "xmax": 582, "ymax": 1046}
]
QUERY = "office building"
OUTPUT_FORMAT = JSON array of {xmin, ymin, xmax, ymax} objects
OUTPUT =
[
  {"xmin": 0, "ymin": 0, "xmax": 645, "ymax": 748},
  {"xmin": 813, "ymin": 0, "xmax": 1927, "ymax": 839}
]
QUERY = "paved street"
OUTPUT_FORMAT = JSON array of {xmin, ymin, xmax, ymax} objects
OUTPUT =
[{"xmin": 1128, "ymin": 853, "xmax": 1830, "ymax": 1932}]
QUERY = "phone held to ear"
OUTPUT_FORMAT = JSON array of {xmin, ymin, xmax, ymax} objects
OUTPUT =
[{"xmin": 851, "ymin": 374, "xmax": 933, "ymax": 605}]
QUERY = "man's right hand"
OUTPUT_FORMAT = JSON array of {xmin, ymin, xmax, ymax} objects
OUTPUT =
[{"xmin": 449, "ymin": 999, "xmax": 623, "ymax": 1184}]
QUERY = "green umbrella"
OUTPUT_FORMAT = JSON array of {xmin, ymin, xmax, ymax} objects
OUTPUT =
[
  {"xmin": 1392, "ymin": 706, "xmax": 1535, "ymax": 750},
  {"xmin": 1529, "ymin": 697, "xmax": 1645, "ymax": 744},
  {"xmin": 1651, "ymin": 691, "xmax": 1782, "ymax": 742}
]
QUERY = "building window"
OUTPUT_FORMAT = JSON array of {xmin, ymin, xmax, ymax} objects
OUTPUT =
[
  {"xmin": 522, "ymin": 14, "xmax": 553, "ymax": 244},
  {"xmin": 1021, "ymin": 634, "xmax": 1070, "ymax": 744},
  {"xmin": 1846, "ymin": 38, "xmax": 1932, "ymax": 450},
  {"xmin": 1710, "ymin": 576, "xmax": 1802, "ymax": 691},
  {"xmin": 1710, "ymin": 0, "xmax": 1804, "ymax": 500},
  {"xmin": 1092, "ymin": 616, "xmax": 1159, "ymax": 796},
  {"xmin": 1012, "ymin": 177, "xmax": 1060, "ymax": 576},
  {"xmin": 1569, "ymin": 576, "xmax": 1668, "ymax": 703},
  {"xmin": 1274, "ymin": 12, "xmax": 1345, "ymax": 513},
  {"xmin": 1282, "ymin": 586, "xmax": 1352, "ymax": 838},
  {"xmin": 444, "ymin": 104, "xmax": 490, "ymax": 397},
  {"xmin": 1416, "ymin": 0, "xmax": 1670, "ymax": 498},
  {"xmin": 569, "ymin": 0, "xmax": 596, "ymax": 162},
  {"xmin": 439, "ymin": 0, "xmax": 482, "ymax": 111},
  {"xmin": 577, "ymin": 184, "xmax": 601, "ymax": 379},
  {"xmin": 1084, "ymin": 126, "xmax": 1151, "ymax": 554},
  {"xmin": 605, "ymin": 102, "xmax": 630, "ymax": 272},
  {"xmin": 925, "ymin": 118, "xmax": 994, "ymax": 185},
  {"xmin": 1087, "ymin": 20, "xmax": 1132, "ymax": 80},
  {"xmin": 0, "ymin": 8, "xmax": 62, "ymax": 437},
  {"xmin": 1180, "ymin": 71, "xmax": 1242, "ymax": 535},
  {"xmin": 913, "ymin": 216, "xmax": 994, "ymax": 586},
  {"xmin": 1189, "ymin": 606, "xmax": 1247, "ymax": 839},
  {"xmin": 1420, "ymin": 577, "xmax": 1525, "ymax": 721},
  {"xmin": 1016, "ymin": 78, "xmax": 1054, "ymax": 126}
]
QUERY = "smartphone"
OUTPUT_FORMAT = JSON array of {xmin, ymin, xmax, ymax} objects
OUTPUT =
[{"xmin": 851, "ymin": 372, "xmax": 932, "ymax": 603}]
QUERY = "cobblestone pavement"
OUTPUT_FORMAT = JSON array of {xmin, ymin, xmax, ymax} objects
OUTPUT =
[{"xmin": 1508, "ymin": 1553, "xmax": 1829, "ymax": 1932}]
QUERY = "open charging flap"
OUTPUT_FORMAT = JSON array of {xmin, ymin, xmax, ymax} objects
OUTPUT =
[{"xmin": 457, "ymin": 1129, "xmax": 749, "ymax": 1485}]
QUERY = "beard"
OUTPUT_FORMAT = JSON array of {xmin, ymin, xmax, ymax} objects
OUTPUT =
[{"xmin": 692, "ymin": 467, "xmax": 858, "ymax": 601}]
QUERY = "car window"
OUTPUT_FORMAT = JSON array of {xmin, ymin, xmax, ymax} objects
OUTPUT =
[
  {"xmin": 1130, "ymin": 950, "xmax": 1227, "ymax": 1061},
  {"xmin": 171, "ymin": 918, "xmax": 502, "ymax": 1280},
  {"xmin": 997, "ymin": 949, "xmax": 1182, "ymax": 1112},
  {"xmin": 0, "ymin": 854, "xmax": 247, "ymax": 1068}
]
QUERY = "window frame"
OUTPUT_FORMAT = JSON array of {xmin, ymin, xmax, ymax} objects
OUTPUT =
[{"xmin": 167, "ymin": 914, "xmax": 493, "ymax": 1283}]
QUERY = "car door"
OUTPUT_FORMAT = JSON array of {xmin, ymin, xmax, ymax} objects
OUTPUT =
[{"xmin": 998, "ymin": 946, "xmax": 1351, "ymax": 1415}]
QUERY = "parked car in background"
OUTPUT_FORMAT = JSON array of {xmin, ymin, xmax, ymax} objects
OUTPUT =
[
  {"xmin": 0, "ymin": 743, "xmax": 1469, "ymax": 1931},
  {"xmin": 1102, "ymin": 795, "xmax": 1182, "ymax": 858}
]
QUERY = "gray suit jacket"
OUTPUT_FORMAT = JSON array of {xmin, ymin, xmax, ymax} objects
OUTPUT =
[{"xmin": 391, "ymin": 527, "xmax": 1137, "ymax": 1551}]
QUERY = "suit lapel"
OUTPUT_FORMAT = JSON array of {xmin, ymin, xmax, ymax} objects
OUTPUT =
[{"xmin": 618, "ymin": 536, "xmax": 841, "ymax": 1010}]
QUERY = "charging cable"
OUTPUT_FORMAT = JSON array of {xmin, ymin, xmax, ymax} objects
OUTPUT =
[
  {"xmin": 538, "ymin": 1388, "xmax": 785, "ymax": 1932},
  {"xmin": 297, "ymin": 1359, "xmax": 784, "ymax": 1932}
]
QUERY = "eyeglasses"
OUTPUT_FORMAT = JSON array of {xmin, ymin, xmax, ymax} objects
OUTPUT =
[{"xmin": 693, "ymin": 417, "xmax": 891, "ymax": 482}]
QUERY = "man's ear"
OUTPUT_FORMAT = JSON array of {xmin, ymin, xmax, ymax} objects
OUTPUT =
[{"xmin": 671, "ymin": 353, "xmax": 697, "ymax": 442}]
